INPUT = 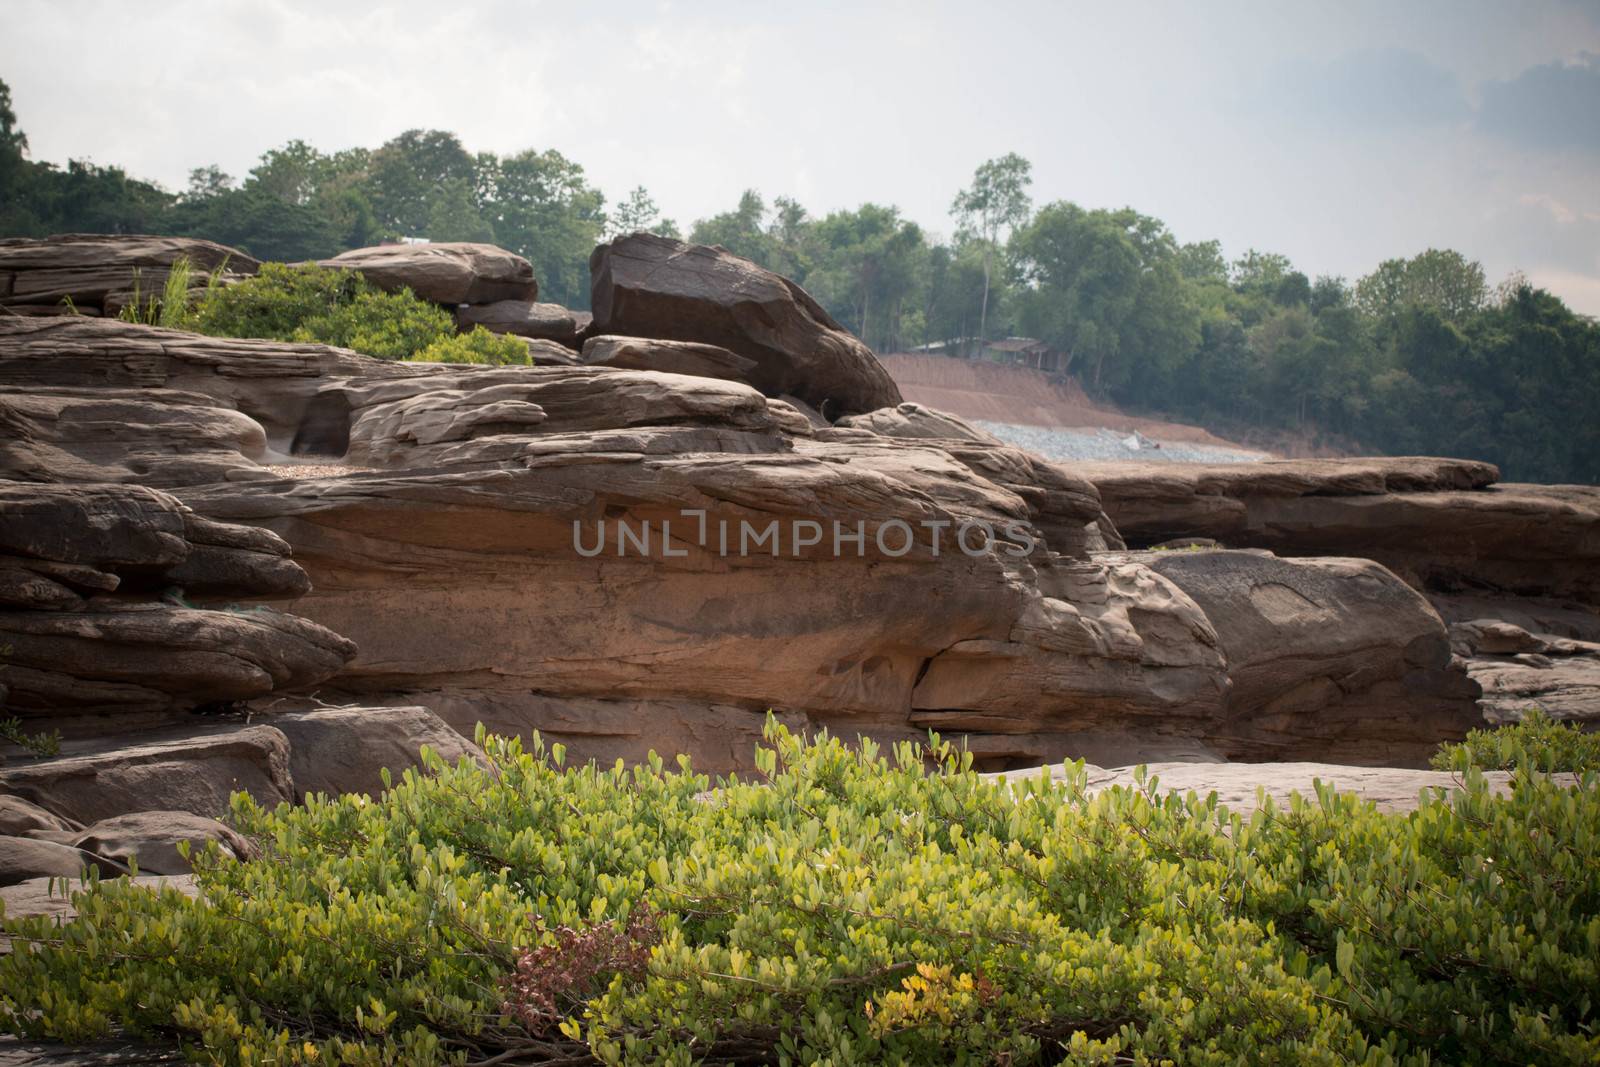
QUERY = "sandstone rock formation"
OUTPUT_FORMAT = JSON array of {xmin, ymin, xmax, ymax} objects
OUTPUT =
[
  {"xmin": 456, "ymin": 300, "xmax": 579, "ymax": 345},
  {"xmin": 1080, "ymin": 457, "xmax": 1600, "ymax": 604},
  {"xmin": 319, "ymin": 243, "xmax": 537, "ymax": 305},
  {"xmin": 582, "ymin": 334, "xmax": 758, "ymax": 383},
  {"xmin": 1137, "ymin": 549, "xmax": 1479, "ymax": 764},
  {"xmin": 0, "ymin": 234, "xmax": 258, "ymax": 312},
  {"xmin": 589, "ymin": 233, "xmax": 902, "ymax": 415},
  {"xmin": 0, "ymin": 482, "xmax": 352, "ymax": 717},
  {"xmin": 3, "ymin": 232, "xmax": 1589, "ymax": 816}
]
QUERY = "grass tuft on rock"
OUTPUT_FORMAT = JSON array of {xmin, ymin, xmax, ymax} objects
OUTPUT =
[{"xmin": 1, "ymin": 720, "xmax": 1596, "ymax": 1065}]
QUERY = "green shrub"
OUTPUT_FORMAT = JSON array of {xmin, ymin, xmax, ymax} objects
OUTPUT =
[
  {"xmin": 1, "ymin": 722, "xmax": 1596, "ymax": 1065},
  {"xmin": 190, "ymin": 262, "xmax": 464, "ymax": 361},
  {"xmin": 0, "ymin": 715, "xmax": 60, "ymax": 758},
  {"xmin": 410, "ymin": 325, "xmax": 532, "ymax": 365},
  {"xmin": 1432, "ymin": 707, "xmax": 1600, "ymax": 773}
]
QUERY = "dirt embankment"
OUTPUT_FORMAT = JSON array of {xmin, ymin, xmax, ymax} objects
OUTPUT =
[{"xmin": 880, "ymin": 354, "xmax": 1250, "ymax": 448}]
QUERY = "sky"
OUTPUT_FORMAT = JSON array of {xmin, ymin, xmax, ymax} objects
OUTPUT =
[{"xmin": 4, "ymin": 0, "xmax": 1599, "ymax": 312}]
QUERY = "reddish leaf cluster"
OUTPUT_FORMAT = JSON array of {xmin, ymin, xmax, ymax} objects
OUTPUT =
[{"xmin": 500, "ymin": 905, "xmax": 662, "ymax": 1034}]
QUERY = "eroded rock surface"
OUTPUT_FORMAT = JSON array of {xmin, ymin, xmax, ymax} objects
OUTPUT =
[
  {"xmin": 589, "ymin": 233, "xmax": 902, "ymax": 415},
  {"xmin": 319, "ymin": 243, "xmax": 537, "ymax": 305},
  {"xmin": 0, "ymin": 234, "xmax": 257, "ymax": 310},
  {"xmin": 1083, "ymin": 457, "xmax": 1600, "ymax": 604}
]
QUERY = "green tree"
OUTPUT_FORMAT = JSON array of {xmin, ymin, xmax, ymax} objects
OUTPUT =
[
  {"xmin": 1356, "ymin": 249, "xmax": 1488, "ymax": 322},
  {"xmin": 485, "ymin": 148, "xmax": 606, "ymax": 308},
  {"xmin": 951, "ymin": 153, "xmax": 1033, "ymax": 351},
  {"xmin": 606, "ymin": 185, "xmax": 678, "ymax": 240},
  {"xmin": 689, "ymin": 190, "xmax": 773, "ymax": 266}
]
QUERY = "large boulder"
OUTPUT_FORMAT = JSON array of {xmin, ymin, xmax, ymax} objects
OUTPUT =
[
  {"xmin": 0, "ymin": 724, "xmax": 294, "ymax": 823},
  {"xmin": 68, "ymin": 811, "xmax": 254, "ymax": 874},
  {"xmin": 0, "ymin": 836, "xmax": 124, "ymax": 886},
  {"xmin": 588, "ymin": 233, "xmax": 902, "ymax": 416},
  {"xmin": 0, "ymin": 234, "xmax": 257, "ymax": 311},
  {"xmin": 320, "ymin": 243, "xmax": 537, "ymax": 305},
  {"xmin": 1140, "ymin": 549, "xmax": 1480, "ymax": 765},
  {"xmin": 456, "ymin": 300, "xmax": 577, "ymax": 344},
  {"xmin": 261, "ymin": 705, "xmax": 486, "ymax": 800}
]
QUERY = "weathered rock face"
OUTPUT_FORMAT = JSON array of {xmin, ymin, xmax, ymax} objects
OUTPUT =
[
  {"xmin": 0, "ymin": 259, "xmax": 1550, "ymax": 782},
  {"xmin": 65, "ymin": 811, "xmax": 254, "ymax": 874},
  {"xmin": 0, "ymin": 836, "xmax": 124, "ymax": 886},
  {"xmin": 0, "ymin": 724, "xmax": 295, "ymax": 823},
  {"xmin": 0, "ymin": 481, "xmax": 352, "ymax": 717},
  {"xmin": 262, "ymin": 705, "xmax": 487, "ymax": 800},
  {"xmin": 320, "ymin": 243, "xmax": 537, "ymax": 305},
  {"xmin": 1082, "ymin": 457, "xmax": 1600, "ymax": 604},
  {"xmin": 581, "ymin": 334, "xmax": 758, "ymax": 384},
  {"xmin": 456, "ymin": 300, "xmax": 578, "ymax": 345},
  {"xmin": 0, "ymin": 234, "xmax": 258, "ymax": 310},
  {"xmin": 1137, "ymin": 549, "xmax": 1481, "ymax": 764},
  {"xmin": 589, "ymin": 233, "xmax": 902, "ymax": 416}
]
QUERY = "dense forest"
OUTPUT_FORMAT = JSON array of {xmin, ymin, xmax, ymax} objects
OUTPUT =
[{"xmin": 3, "ymin": 79, "xmax": 1596, "ymax": 483}]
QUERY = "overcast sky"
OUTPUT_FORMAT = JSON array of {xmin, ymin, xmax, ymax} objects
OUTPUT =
[{"xmin": 4, "ymin": 0, "xmax": 1599, "ymax": 312}]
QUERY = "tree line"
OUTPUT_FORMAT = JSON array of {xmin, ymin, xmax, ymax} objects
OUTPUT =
[{"xmin": 2, "ymin": 78, "xmax": 1596, "ymax": 483}]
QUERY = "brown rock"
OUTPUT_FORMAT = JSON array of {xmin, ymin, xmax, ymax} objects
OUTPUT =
[
  {"xmin": 836, "ymin": 402, "xmax": 1002, "ymax": 444},
  {"xmin": 261, "ymin": 705, "xmax": 486, "ymax": 800},
  {"xmin": 0, "ymin": 835, "xmax": 125, "ymax": 886},
  {"xmin": 456, "ymin": 300, "xmax": 577, "ymax": 344},
  {"xmin": 0, "ymin": 724, "xmax": 294, "ymax": 823},
  {"xmin": 1083, "ymin": 457, "xmax": 1600, "ymax": 604},
  {"xmin": 69, "ymin": 811, "xmax": 253, "ymax": 874},
  {"xmin": 320, "ymin": 243, "xmax": 537, "ymax": 305},
  {"xmin": 0, "ymin": 234, "xmax": 257, "ymax": 309},
  {"xmin": 0, "ymin": 604, "xmax": 356, "ymax": 714},
  {"xmin": 581, "ymin": 334, "xmax": 758, "ymax": 384},
  {"xmin": 0, "ymin": 796, "xmax": 81, "ymax": 837},
  {"xmin": 589, "ymin": 233, "xmax": 902, "ymax": 415},
  {"xmin": 1138, "ymin": 549, "xmax": 1480, "ymax": 765}
]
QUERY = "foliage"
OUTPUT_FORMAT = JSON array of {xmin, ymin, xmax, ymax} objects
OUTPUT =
[
  {"xmin": 0, "ymin": 716, "xmax": 61, "ymax": 758},
  {"xmin": 1433, "ymin": 707, "xmax": 1600, "ymax": 773},
  {"xmin": 411, "ymin": 326, "xmax": 531, "ymax": 366},
  {"xmin": 191, "ymin": 262, "xmax": 469, "ymax": 362},
  {"xmin": 1, "ymin": 721, "xmax": 1596, "ymax": 1065}
]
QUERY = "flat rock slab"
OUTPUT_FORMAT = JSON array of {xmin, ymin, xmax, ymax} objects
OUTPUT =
[
  {"xmin": 320, "ymin": 243, "xmax": 537, "ymax": 305},
  {"xmin": 993, "ymin": 761, "xmax": 1541, "ymax": 815},
  {"xmin": 0, "ymin": 723, "xmax": 293, "ymax": 823}
]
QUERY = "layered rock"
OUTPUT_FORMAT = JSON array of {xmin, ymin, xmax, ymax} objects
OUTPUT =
[
  {"xmin": 0, "ymin": 724, "xmax": 295, "ymax": 823},
  {"xmin": 0, "ymin": 481, "xmax": 352, "ymax": 718},
  {"xmin": 0, "ymin": 234, "xmax": 258, "ymax": 312},
  {"xmin": 581, "ymin": 334, "xmax": 758, "ymax": 383},
  {"xmin": 319, "ymin": 243, "xmax": 537, "ymax": 305},
  {"xmin": 1137, "ymin": 549, "xmax": 1480, "ymax": 764},
  {"xmin": 589, "ymin": 233, "xmax": 902, "ymax": 415},
  {"xmin": 1082, "ymin": 457, "xmax": 1600, "ymax": 604},
  {"xmin": 456, "ymin": 300, "xmax": 579, "ymax": 345}
]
